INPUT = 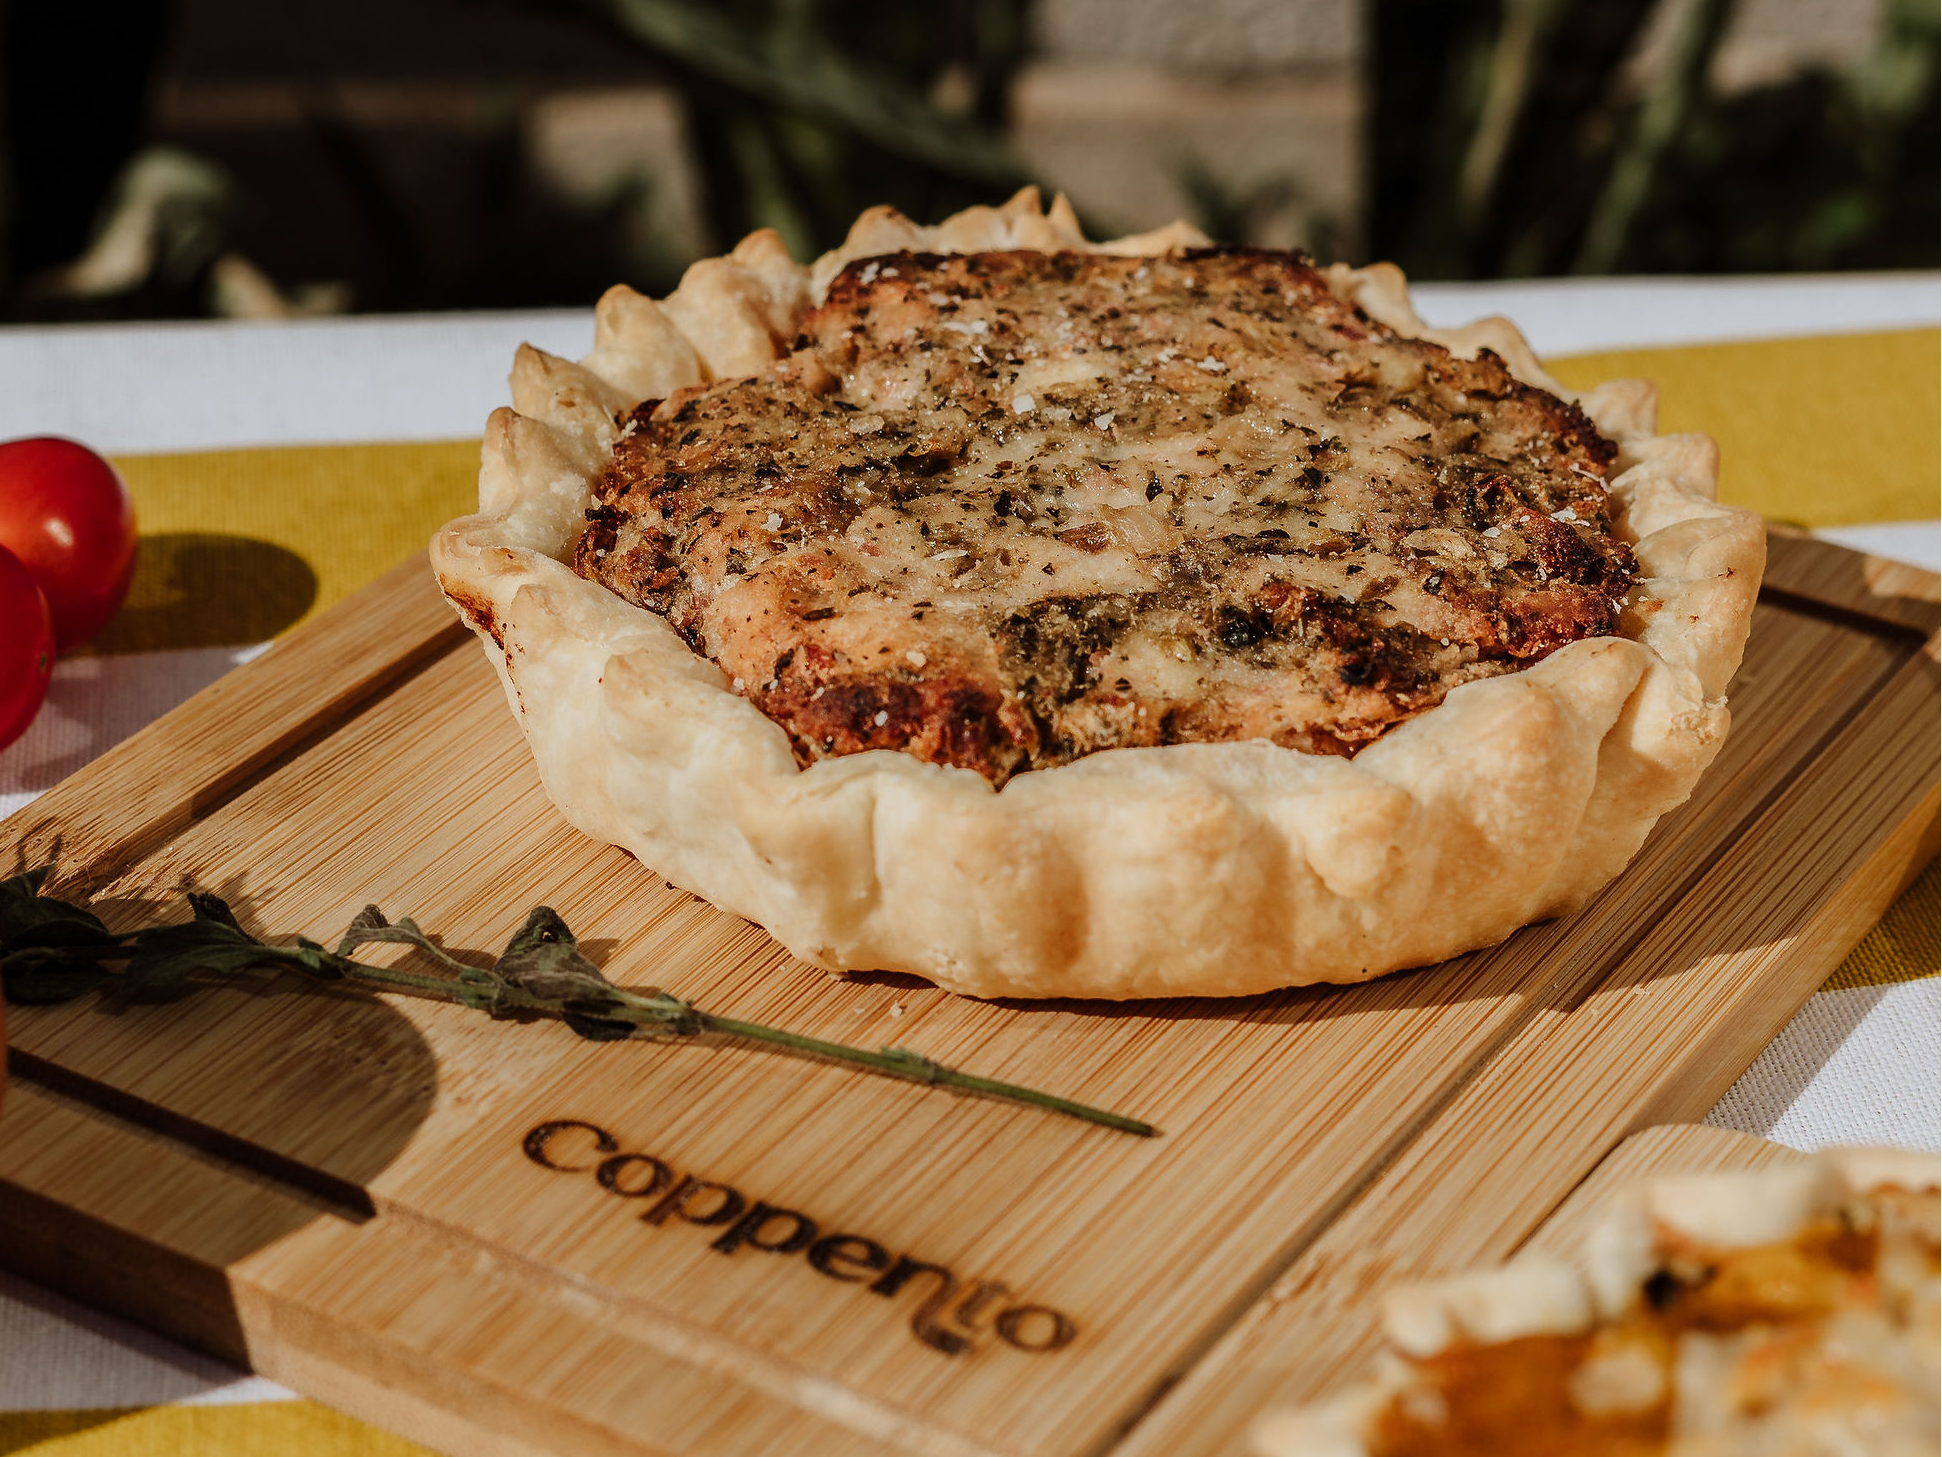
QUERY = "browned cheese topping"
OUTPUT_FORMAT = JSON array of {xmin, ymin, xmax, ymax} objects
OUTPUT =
[
  {"xmin": 574, "ymin": 248, "xmax": 1636, "ymax": 786},
  {"xmin": 1367, "ymin": 1188, "xmax": 1942, "ymax": 1457}
]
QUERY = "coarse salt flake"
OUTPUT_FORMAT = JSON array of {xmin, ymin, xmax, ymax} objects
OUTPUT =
[
  {"xmin": 929, "ymin": 548, "xmax": 968, "ymax": 560},
  {"xmin": 906, "ymin": 650, "xmax": 928, "ymax": 668},
  {"xmin": 1551, "ymin": 506, "xmax": 1579, "ymax": 522},
  {"xmin": 873, "ymin": 710, "xmax": 889, "ymax": 727},
  {"xmin": 1011, "ymin": 393, "xmax": 1036, "ymax": 414},
  {"xmin": 1194, "ymin": 356, "xmax": 1227, "ymax": 372},
  {"xmin": 1094, "ymin": 412, "xmax": 1115, "ymax": 429},
  {"xmin": 764, "ymin": 511, "xmax": 783, "ymax": 531},
  {"xmin": 849, "ymin": 414, "xmax": 885, "ymax": 435},
  {"xmin": 1482, "ymin": 526, "xmax": 1502, "ymax": 538},
  {"xmin": 732, "ymin": 677, "xmax": 745, "ymax": 692}
]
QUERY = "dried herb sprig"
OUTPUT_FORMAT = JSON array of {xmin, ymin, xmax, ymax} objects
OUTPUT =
[{"xmin": 0, "ymin": 867, "xmax": 1154, "ymax": 1136}]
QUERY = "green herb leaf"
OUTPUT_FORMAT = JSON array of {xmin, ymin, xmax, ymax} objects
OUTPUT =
[
  {"xmin": 124, "ymin": 917, "xmax": 277, "ymax": 989},
  {"xmin": 186, "ymin": 892, "xmax": 250, "ymax": 936},
  {"xmin": 334, "ymin": 904, "xmax": 392, "ymax": 952},
  {"xmin": 561, "ymin": 1010, "xmax": 637, "ymax": 1041},
  {"xmin": 0, "ymin": 866, "xmax": 52, "ymax": 898},
  {"xmin": 112, "ymin": 896, "xmax": 347, "ymax": 990},
  {"xmin": 337, "ymin": 905, "xmax": 498, "ymax": 1004},
  {"xmin": 0, "ymin": 945, "xmax": 117, "ymax": 1004},
  {"xmin": 494, "ymin": 907, "xmax": 620, "ymax": 1006},
  {"xmin": 339, "ymin": 906, "xmax": 461, "ymax": 971},
  {"xmin": 0, "ymin": 867, "xmax": 118, "ymax": 950},
  {"xmin": 283, "ymin": 936, "xmax": 352, "ymax": 981},
  {"xmin": 0, "ymin": 870, "xmax": 124, "ymax": 1002}
]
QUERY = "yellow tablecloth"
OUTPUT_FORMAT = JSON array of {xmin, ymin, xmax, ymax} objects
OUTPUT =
[
  {"xmin": 1547, "ymin": 328, "xmax": 1939, "ymax": 527},
  {"xmin": 4, "ymin": 329, "xmax": 1936, "ymax": 1457}
]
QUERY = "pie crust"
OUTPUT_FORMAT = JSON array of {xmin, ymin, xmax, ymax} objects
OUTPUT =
[
  {"xmin": 1253, "ymin": 1146, "xmax": 1941, "ymax": 1456},
  {"xmin": 430, "ymin": 187, "xmax": 1764, "ymax": 1000}
]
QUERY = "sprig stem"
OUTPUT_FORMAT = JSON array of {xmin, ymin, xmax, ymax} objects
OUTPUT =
[
  {"xmin": 698, "ymin": 1013, "xmax": 1154, "ymax": 1136},
  {"xmin": 351, "ymin": 976, "xmax": 1153, "ymax": 1136},
  {"xmin": 0, "ymin": 870, "xmax": 1155, "ymax": 1137}
]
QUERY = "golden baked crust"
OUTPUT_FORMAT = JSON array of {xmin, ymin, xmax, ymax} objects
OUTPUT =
[
  {"xmin": 574, "ymin": 247, "xmax": 1637, "ymax": 785},
  {"xmin": 1255, "ymin": 1148, "xmax": 1941, "ymax": 1457},
  {"xmin": 430, "ymin": 187, "xmax": 1764, "ymax": 999}
]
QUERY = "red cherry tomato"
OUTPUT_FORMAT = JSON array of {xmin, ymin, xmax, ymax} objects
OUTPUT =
[
  {"xmin": 0, "ymin": 436, "xmax": 138, "ymax": 650},
  {"xmin": 0, "ymin": 543, "xmax": 54, "ymax": 750}
]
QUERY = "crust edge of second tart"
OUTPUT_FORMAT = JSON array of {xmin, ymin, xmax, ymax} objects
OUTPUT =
[{"xmin": 1251, "ymin": 1145, "xmax": 1940, "ymax": 1457}]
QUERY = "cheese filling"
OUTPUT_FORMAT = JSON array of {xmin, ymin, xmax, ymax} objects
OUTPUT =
[{"xmin": 577, "ymin": 248, "xmax": 1636, "ymax": 785}]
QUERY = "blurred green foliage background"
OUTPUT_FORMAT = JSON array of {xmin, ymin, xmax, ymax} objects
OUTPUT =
[{"xmin": 0, "ymin": 0, "xmax": 1932, "ymax": 322}]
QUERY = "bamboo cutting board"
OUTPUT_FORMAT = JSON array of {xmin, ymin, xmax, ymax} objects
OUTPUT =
[{"xmin": 0, "ymin": 532, "xmax": 1934, "ymax": 1457}]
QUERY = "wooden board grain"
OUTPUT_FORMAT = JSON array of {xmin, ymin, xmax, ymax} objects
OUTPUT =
[{"xmin": 0, "ymin": 532, "xmax": 1934, "ymax": 1457}]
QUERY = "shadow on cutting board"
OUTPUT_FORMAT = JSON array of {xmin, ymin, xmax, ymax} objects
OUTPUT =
[{"xmin": 0, "ymin": 872, "xmax": 437, "ymax": 1387}]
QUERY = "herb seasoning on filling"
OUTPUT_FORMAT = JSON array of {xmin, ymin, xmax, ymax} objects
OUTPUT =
[{"xmin": 576, "ymin": 248, "xmax": 1636, "ymax": 786}]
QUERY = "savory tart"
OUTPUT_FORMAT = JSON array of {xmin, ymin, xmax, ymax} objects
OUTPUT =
[
  {"xmin": 1254, "ymin": 1147, "xmax": 1941, "ymax": 1457},
  {"xmin": 431, "ymin": 188, "xmax": 1762, "ymax": 999}
]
